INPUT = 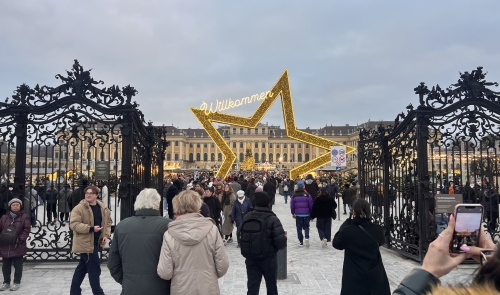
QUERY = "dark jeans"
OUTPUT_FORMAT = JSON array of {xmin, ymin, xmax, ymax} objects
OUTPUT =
[
  {"xmin": 245, "ymin": 255, "xmax": 278, "ymax": 295},
  {"xmin": 60, "ymin": 212, "xmax": 70, "ymax": 222},
  {"xmin": 2, "ymin": 257, "xmax": 23, "ymax": 284},
  {"xmin": 46, "ymin": 203, "xmax": 57, "ymax": 222},
  {"xmin": 295, "ymin": 216, "xmax": 310, "ymax": 242},
  {"xmin": 70, "ymin": 244, "xmax": 104, "ymax": 295},
  {"xmin": 316, "ymin": 217, "xmax": 332, "ymax": 241},
  {"xmin": 283, "ymin": 192, "xmax": 289, "ymax": 203},
  {"xmin": 30, "ymin": 209, "xmax": 36, "ymax": 226}
]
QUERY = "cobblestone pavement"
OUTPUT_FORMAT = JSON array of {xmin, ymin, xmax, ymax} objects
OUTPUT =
[{"xmin": 15, "ymin": 193, "xmax": 479, "ymax": 295}]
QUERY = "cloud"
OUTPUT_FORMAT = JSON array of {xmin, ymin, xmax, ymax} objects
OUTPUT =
[{"xmin": 1, "ymin": 0, "xmax": 500, "ymax": 130}]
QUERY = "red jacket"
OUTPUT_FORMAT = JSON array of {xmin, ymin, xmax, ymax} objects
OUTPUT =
[{"xmin": 0, "ymin": 211, "xmax": 31, "ymax": 258}]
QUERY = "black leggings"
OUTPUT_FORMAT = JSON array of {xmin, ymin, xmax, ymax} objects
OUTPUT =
[
  {"xmin": 224, "ymin": 233, "xmax": 232, "ymax": 240},
  {"xmin": 60, "ymin": 212, "xmax": 69, "ymax": 222}
]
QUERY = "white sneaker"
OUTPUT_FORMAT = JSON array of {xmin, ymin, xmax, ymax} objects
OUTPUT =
[
  {"xmin": 322, "ymin": 238, "xmax": 327, "ymax": 248},
  {"xmin": 223, "ymin": 239, "xmax": 228, "ymax": 245},
  {"xmin": 9, "ymin": 284, "xmax": 20, "ymax": 291},
  {"xmin": 0, "ymin": 283, "xmax": 10, "ymax": 291},
  {"xmin": 305, "ymin": 239, "xmax": 310, "ymax": 247}
]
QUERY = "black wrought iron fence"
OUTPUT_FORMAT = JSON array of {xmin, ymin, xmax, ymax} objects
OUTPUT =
[
  {"xmin": 358, "ymin": 67, "xmax": 500, "ymax": 261},
  {"xmin": 0, "ymin": 60, "xmax": 167, "ymax": 261}
]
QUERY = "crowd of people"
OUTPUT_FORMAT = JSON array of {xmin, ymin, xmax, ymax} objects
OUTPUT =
[{"xmin": 0, "ymin": 170, "xmax": 498, "ymax": 294}]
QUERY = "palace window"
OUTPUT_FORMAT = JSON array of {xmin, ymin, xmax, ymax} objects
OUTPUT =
[{"xmin": 196, "ymin": 153, "xmax": 201, "ymax": 161}]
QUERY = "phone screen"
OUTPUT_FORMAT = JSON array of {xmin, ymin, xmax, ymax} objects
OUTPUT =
[{"xmin": 451, "ymin": 205, "xmax": 483, "ymax": 252}]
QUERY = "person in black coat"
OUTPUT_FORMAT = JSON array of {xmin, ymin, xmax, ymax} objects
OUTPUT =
[
  {"xmin": 332, "ymin": 198, "xmax": 390, "ymax": 295},
  {"xmin": 245, "ymin": 178, "xmax": 258, "ymax": 204},
  {"xmin": 69, "ymin": 179, "xmax": 88, "ymax": 210},
  {"xmin": 310, "ymin": 188, "xmax": 337, "ymax": 247},
  {"xmin": 203, "ymin": 186, "xmax": 222, "ymax": 227},
  {"xmin": 241, "ymin": 192, "xmax": 287, "ymax": 295},
  {"xmin": 241, "ymin": 178, "xmax": 248, "ymax": 193},
  {"xmin": 341, "ymin": 183, "xmax": 356, "ymax": 215},
  {"xmin": 263, "ymin": 178, "xmax": 276, "ymax": 209},
  {"xmin": 166, "ymin": 179, "xmax": 183, "ymax": 219},
  {"xmin": 44, "ymin": 186, "xmax": 58, "ymax": 225},
  {"xmin": 304, "ymin": 174, "xmax": 319, "ymax": 199}
]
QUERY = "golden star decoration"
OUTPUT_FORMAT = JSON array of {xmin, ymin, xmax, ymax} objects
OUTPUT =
[{"xmin": 190, "ymin": 70, "xmax": 356, "ymax": 179}]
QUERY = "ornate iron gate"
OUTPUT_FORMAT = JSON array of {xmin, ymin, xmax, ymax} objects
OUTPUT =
[
  {"xmin": 0, "ymin": 60, "xmax": 167, "ymax": 261},
  {"xmin": 358, "ymin": 67, "xmax": 500, "ymax": 261}
]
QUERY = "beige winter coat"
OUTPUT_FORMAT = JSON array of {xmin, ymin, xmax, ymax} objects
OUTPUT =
[
  {"xmin": 70, "ymin": 199, "xmax": 112, "ymax": 254},
  {"xmin": 157, "ymin": 213, "xmax": 229, "ymax": 295},
  {"xmin": 220, "ymin": 193, "xmax": 235, "ymax": 236}
]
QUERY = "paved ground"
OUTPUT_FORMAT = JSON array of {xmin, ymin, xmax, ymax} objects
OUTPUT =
[{"xmin": 13, "ymin": 193, "xmax": 479, "ymax": 295}]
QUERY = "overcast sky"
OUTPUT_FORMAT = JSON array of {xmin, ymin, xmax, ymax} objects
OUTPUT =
[{"xmin": 1, "ymin": 1, "xmax": 500, "ymax": 130}]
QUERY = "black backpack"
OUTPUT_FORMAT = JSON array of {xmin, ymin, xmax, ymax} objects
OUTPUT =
[
  {"xmin": 240, "ymin": 211, "xmax": 272, "ymax": 260},
  {"xmin": 0, "ymin": 220, "xmax": 20, "ymax": 245}
]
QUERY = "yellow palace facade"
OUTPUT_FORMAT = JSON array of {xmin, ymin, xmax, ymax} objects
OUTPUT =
[{"xmin": 163, "ymin": 120, "xmax": 391, "ymax": 171}]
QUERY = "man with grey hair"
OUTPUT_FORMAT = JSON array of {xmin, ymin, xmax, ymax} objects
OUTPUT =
[{"xmin": 108, "ymin": 188, "xmax": 171, "ymax": 295}]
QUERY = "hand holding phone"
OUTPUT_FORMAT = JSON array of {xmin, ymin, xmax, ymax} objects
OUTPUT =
[{"xmin": 450, "ymin": 204, "xmax": 483, "ymax": 253}]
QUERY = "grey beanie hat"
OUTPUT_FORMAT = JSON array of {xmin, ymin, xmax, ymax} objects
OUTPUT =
[{"xmin": 8, "ymin": 198, "xmax": 22, "ymax": 208}]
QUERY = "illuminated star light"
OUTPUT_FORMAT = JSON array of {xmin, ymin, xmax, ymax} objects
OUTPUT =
[{"xmin": 190, "ymin": 70, "xmax": 356, "ymax": 179}]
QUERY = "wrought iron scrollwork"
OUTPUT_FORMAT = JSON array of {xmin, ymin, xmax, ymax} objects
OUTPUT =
[
  {"xmin": 0, "ymin": 60, "xmax": 166, "ymax": 262},
  {"xmin": 359, "ymin": 67, "xmax": 500, "ymax": 261}
]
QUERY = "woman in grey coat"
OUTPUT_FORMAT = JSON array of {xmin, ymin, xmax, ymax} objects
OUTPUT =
[{"xmin": 57, "ymin": 184, "xmax": 72, "ymax": 226}]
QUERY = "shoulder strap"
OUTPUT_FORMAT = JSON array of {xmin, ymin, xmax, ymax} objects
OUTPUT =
[{"xmin": 358, "ymin": 225, "xmax": 380, "ymax": 246}]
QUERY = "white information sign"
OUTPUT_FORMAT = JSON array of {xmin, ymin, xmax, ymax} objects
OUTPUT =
[{"xmin": 331, "ymin": 146, "xmax": 347, "ymax": 167}]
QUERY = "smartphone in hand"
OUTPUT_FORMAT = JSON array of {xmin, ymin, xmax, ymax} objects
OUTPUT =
[{"xmin": 450, "ymin": 204, "xmax": 483, "ymax": 253}]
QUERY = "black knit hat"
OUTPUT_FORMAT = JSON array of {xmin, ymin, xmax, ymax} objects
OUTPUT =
[{"xmin": 254, "ymin": 192, "xmax": 270, "ymax": 207}]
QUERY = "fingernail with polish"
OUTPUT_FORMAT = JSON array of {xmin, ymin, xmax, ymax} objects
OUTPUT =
[{"xmin": 460, "ymin": 245, "xmax": 470, "ymax": 252}]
